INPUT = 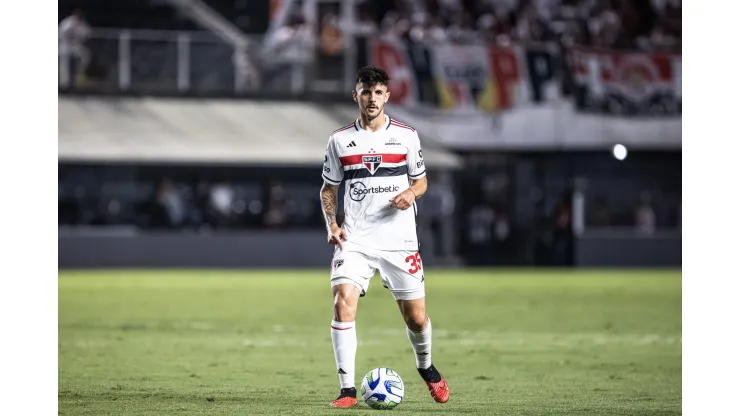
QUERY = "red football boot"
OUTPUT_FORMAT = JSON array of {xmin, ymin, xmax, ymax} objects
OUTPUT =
[
  {"xmin": 330, "ymin": 388, "xmax": 358, "ymax": 408},
  {"xmin": 418, "ymin": 364, "xmax": 450, "ymax": 403}
]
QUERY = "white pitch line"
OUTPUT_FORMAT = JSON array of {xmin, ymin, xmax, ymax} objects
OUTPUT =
[
  {"xmin": 235, "ymin": 332, "xmax": 680, "ymax": 348},
  {"xmin": 242, "ymin": 339, "xmax": 307, "ymax": 347}
]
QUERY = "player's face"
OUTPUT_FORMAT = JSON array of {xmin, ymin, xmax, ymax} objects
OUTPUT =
[{"xmin": 352, "ymin": 82, "xmax": 390, "ymax": 120}]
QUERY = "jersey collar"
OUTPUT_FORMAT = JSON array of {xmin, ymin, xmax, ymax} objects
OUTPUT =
[{"xmin": 354, "ymin": 115, "xmax": 390, "ymax": 132}]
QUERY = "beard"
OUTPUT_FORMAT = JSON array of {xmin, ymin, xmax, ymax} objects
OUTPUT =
[{"xmin": 364, "ymin": 106, "xmax": 381, "ymax": 120}]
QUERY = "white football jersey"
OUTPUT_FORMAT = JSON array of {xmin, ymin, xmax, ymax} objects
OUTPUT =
[{"xmin": 322, "ymin": 115, "xmax": 426, "ymax": 251}]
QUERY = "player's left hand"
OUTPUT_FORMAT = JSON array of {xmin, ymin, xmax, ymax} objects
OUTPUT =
[{"xmin": 390, "ymin": 189, "xmax": 416, "ymax": 210}]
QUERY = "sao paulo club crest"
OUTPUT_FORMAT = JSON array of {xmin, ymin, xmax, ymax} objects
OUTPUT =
[{"xmin": 362, "ymin": 149, "xmax": 382, "ymax": 175}]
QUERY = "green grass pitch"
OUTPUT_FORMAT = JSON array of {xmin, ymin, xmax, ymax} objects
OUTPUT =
[{"xmin": 59, "ymin": 269, "xmax": 681, "ymax": 415}]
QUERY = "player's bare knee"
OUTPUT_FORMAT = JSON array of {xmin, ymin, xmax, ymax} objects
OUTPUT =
[
  {"xmin": 333, "ymin": 300, "xmax": 356, "ymax": 322},
  {"xmin": 404, "ymin": 311, "xmax": 428, "ymax": 332}
]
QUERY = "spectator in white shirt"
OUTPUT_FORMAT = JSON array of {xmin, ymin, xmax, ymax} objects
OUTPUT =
[{"xmin": 59, "ymin": 9, "xmax": 91, "ymax": 88}]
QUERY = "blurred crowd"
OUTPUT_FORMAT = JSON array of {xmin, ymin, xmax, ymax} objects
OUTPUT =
[
  {"xmin": 585, "ymin": 189, "xmax": 681, "ymax": 232},
  {"xmin": 456, "ymin": 152, "xmax": 681, "ymax": 266},
  {"xmin": 320, "ymin": 0, "xmax": 681, "ymax": 51},
  {"xmin": 59, "ymin": 177, "xmax": 314, "ymax": 231},
  {"xmin": 60, "ymin": 0, "xmax": 681, "ymax": 92},
  {"xmin": 57, "ymin": 174, "xmax": 461, "ymax": 237}
]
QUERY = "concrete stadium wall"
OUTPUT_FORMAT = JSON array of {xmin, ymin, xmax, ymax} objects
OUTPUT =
[
  {"xmin": 575, "ymin": 231, "xmax": 681, "ymax": 267},
  {"xmin": 59, "ymin": 231, "xmax": 335, "ymax": 269},
  {"xmin": 59, "ymin": 230, "xmax": 681, "ymax": 269}
]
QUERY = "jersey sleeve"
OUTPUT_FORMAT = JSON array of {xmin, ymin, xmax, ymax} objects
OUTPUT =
[
  {"xmin": 322, "ymin": 136, "xmax": 344, "ymax": 185},
  {"xmin": 406, "ymin": 131, "xmax": 426, "ymax": 180}
]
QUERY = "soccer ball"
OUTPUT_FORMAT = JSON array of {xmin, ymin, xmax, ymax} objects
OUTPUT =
[{"xmin": 360, "ymin": 367, "xmax": 405, "ymax": 409}]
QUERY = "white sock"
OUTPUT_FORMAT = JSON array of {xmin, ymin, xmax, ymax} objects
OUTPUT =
[
  {"xmin": 331, "ymin": 320, "xmax": 357, "ymax": 389},
  {"xmin": 406, "ymin": 317, "xmax": 432, "ymax": 370}
]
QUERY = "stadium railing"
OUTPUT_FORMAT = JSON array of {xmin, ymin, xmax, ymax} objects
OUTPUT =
[{"xmin": 58, "ymin": 28, "xmax": 318, "ymax": 96}]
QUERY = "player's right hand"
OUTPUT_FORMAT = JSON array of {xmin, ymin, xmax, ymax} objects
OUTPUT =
[{"xmin": 328, "ymin": 224, "xmax": 348, "ymax": 251}]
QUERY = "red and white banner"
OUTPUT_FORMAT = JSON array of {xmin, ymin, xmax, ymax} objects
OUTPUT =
[
  {"xmin": 368, "ymin": 40, "xmax": 680, "ymax": 117},
  {"xmin": 369, "ymin": 39, "xmax": 561, "ymax": 112},
  {"xmin": 569, "ymin": 48, "xmax": 681, "ymax": 116},
  {"xmin": 366, "ymin": 41, "xmax": 681, "ymax": 148}
]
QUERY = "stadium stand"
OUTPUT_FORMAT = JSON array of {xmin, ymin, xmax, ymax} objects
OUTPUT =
[
  {"xmin": 59, "ymin": 0, "xmax": 198, "ymax": 31},
  {"xmin": 58, "ymin": 0, "xmax": 680, "ymax": 269}
]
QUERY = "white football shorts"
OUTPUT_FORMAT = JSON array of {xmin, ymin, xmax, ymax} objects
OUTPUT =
[{"xmin": 329, "ymin": 242, "xmax": 425, "ymax": 301}]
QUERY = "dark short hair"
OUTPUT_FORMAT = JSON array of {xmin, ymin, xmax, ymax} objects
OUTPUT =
[{"xmin": 355, "ymin": 66, "xmax": 390, "ymax": 86}]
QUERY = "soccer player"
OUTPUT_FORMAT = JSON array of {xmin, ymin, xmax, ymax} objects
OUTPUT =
[{"xmin": 319, "ymin": 66, "xmax": 450, "ymax": 408}]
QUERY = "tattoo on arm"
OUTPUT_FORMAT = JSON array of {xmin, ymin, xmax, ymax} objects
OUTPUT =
[{"xmin": 320, "ymin": 183, "xmax": 339, "ymax": 229}]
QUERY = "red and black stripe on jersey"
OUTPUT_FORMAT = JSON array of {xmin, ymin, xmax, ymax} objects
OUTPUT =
[
  {"xmin": 332, "ymin": 122, "xmax": 357, "ymax": 135},
  {"xmin": 339, "ymin": 153, "xmax": 408, "ymax": 180},
  {"xmin": 388, "ymin": 118, "xmax": 416, "ymax": 132},
  {"xmin": 339, "ymin": 153, "xmax": 406, "ymax": 165},
  {"xmin": 344, "ymin": 165, "xmax": 408, "ymax": 179}
]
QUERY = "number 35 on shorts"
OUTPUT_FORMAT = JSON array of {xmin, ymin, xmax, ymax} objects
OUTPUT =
[{"xmin": 405, "ymin": 252, "xmax": 423, "ymax": 274}]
